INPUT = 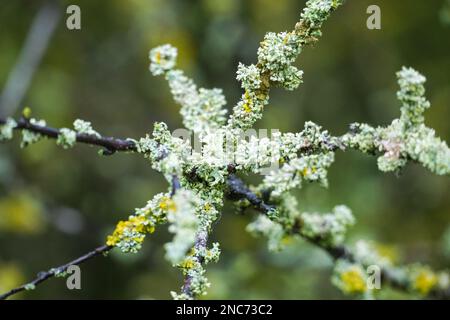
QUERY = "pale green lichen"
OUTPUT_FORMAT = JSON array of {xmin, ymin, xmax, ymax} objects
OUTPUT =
[
  {"xmin": 170, "ymin": 291, "xmax": 191, "ymax": 300},
  {"xmin": 301, "ymin": 0, "xmax": 342, "ymax": 32},
  {"xmin": 376, "ymin": 67, "xmax": 449, "ymax": 175},
  {"xmin": 0, "ymin": 118, "xmax": 17, "ymax": 141},
  {"xmin": 204, "ymin": 242, "xmax": 221, "ymax": 264},
  {"xmin": 352, "ymin": 240, "xmax": 392, "ymax": 268},
  {"xmin": 257, "ymin": 31, "xmax": 301, "ymax": 73},
  {"xmin": 24, "ymin": 283, "xmax": 36, "ymax": 291},
  {"xmin": 56, "ymin": 128, "xmax": 77, "ymax": 149},
  {"xmin": 343, "ymin": 123, "xmax": 378, "ymax": 154},
  {"xmin": 226, "ymin": 0, "xmax": 344, "ymax": 131},
  {"xmin": 403, "ymin": 124, "xmax": 449, "ymax": 175},
  {"xmin": 50, "ymin": 268, "xmax": 68, "ymax": 278},
  {"xmin": 409, "ymin": 265, "xmax": 438, "ymax": 296}
]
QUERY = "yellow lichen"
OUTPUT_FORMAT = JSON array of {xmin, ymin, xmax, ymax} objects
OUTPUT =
[
  {"xmin": 0, "ymin": 263, "xmax": 25, "ymax": 296},
  {"xmin": 204, "ymin": 202, "xmax": 212, "ymax": 212},
  {"xmin": 340, "ymin": 266, "xmax": 367, "ymax": 294}
]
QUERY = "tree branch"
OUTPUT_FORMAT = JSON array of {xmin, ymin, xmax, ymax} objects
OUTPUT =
[
  {"xmin": 1, "ymin": 116, "xmax": 448, "ymax": 299},
  {"xmin": 0, "ymin": 245, "xmax": 112, "ymax": 300},
  {"xmin": 225, "ymin": 174, "xmax": 450, "ymax": 299}
]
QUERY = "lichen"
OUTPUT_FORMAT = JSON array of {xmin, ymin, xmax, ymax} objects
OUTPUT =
[
  {"xmin": 300, "ymin": 205, "xmax": 354, "ymax": 246},
  {"xmin": 164, "ymin": 190, "xmax": 199, "ymax": 265},
  {"xmin": 106, "ymin": 192, "xmax": 170, "ymax": 253},
  {"xmin": 332, "ymin": 260, "xmax": 368, "ymax": 295},
  {"xmin": 1, "ymin": 0, "xmax": 448, "ymax": 301},
  {"xmin": 0, "ymin": 118, "xmax": 17, "ymax": 141},
  {"xmin": 410, "ymin": 266, "xmax": 438, "ymax": 296},
  {"xmin": 73, "ymin": 119, "xmax": 100, "ymax": 137},
  {"xmin": 21, "ymin": 118, "xmax": 46, "ymax": 148}
]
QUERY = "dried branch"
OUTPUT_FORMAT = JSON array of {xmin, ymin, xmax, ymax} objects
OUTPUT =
[{"xmin": 0, "ymin": 245, "xmax": 112, "ymax": 300}]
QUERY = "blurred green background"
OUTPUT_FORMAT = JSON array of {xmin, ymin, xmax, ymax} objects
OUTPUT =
[{"xmin": 0, "ymin": 0, "xmax": 449, "ymax": 299}]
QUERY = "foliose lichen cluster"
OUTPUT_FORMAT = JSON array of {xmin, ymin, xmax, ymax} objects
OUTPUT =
[{"xmin": 2, "ymin": 0, "xmax": 449, "ymax": 300}]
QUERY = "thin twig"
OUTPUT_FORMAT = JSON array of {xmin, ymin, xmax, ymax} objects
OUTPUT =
[{"xmin": 0, "ymin": 245, "xmax": 112, "ymax": 300}]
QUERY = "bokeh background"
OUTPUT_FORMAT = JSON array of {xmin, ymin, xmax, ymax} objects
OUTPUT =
[{"xmin": 0, "ymin": 0, "xmax": 449, "ymax": 299}]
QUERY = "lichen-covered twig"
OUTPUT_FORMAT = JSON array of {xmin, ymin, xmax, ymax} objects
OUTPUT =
[{"xmin": 0, "ymin": 245, "xmax": 112, "ymax": 300}]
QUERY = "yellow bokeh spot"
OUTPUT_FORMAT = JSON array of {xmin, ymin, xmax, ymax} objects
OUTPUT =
[
  {"xmin": 242, "ymin": 90, "xmax": 254, "ymax": 113},
  {"xmin": 301, "ymin": 167, "xmax": 308, "ymax": 176},
  {"xmin": 281, "ymin": 235, "xmax": 294, "ymax": 245}
]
